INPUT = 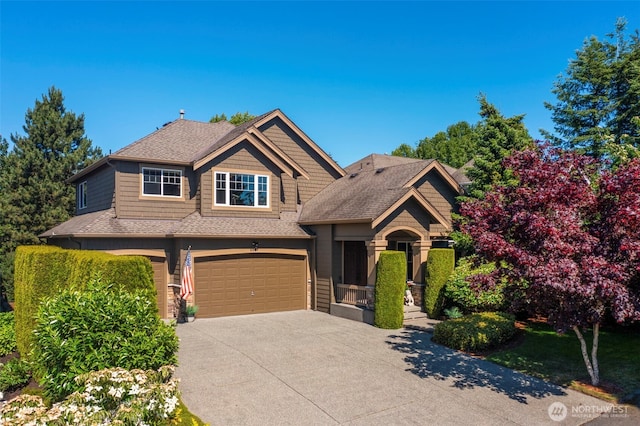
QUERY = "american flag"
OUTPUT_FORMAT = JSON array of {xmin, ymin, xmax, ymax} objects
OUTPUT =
[{"xmin": 180, "ymin": 248, "xmax": 194, "ymax": 300}]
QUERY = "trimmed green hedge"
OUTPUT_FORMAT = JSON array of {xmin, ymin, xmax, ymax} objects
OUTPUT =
[
  {"xmin": 432, "ymin": 312, "xmax": 517, "ymax": 352},
  {"xmin": 423, "ymin": 248, "xmax": 455, "ymax": 319},
  {"xmin": 374, "ymin": 251, "xmax": 406, "ymax": 329},
  {"xmin": 14, "ymin": 246, "xmax": 155, "ymax": 358}
]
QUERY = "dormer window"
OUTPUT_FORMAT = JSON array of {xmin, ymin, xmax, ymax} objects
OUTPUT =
[
  {"xmin": 142, "ymin": 167, "xmax": 182, "ymax": 197},
  {"xmin": 215, "ymin": 172, "xmax": 269, "ymax": 207}
]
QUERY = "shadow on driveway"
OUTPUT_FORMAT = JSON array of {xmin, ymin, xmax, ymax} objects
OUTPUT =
[{"xmin": 386, "ymin": 328, "xmax": 566, "ymax": 404}]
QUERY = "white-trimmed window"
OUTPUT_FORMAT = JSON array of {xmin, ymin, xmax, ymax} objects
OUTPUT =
[
  {"xmin": 142, "ymin": 167, "xmax": 182, "ymax": 197},
  {"xmin": 77, "ymin": 181, "xmax": 87, "ymax": 210},
  {"xmin": 215, "ymin": 172, "xmax": 269, "ymax": 207}
]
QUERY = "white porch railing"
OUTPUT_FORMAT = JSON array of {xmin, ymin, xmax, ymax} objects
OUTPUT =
[{"xmin": 335, "ymin": 284, "xmax": 374, "ymax": 308}]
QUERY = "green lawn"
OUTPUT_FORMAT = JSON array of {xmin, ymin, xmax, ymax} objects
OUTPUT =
[{"xmin": 486, "ymin": 321, "xmax": 640, "ymax": 403}]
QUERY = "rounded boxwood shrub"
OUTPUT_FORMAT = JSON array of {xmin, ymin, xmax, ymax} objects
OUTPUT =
[
  {"xmin": 374, "ymin": 251, "xmax": 406, "ymax": 329},
  {"xmin": 432, "ymin": 312, "xmax": 517, "ymax": 352},
  {"xmin": 31, "ymin": 278, "xmax": 178, "ymax": 402}
]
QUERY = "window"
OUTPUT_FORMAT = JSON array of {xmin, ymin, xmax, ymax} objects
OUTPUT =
[
  {"xmin": 78, "ymin": 181, "xmax": 87, "ymax": 210},
  {"xmin": 142, "ymin": 167, "xmax": 182, "ymax": 197},
  {"xmin": 214, "ymin": 172, "xmax": 269, "ymax": 207}
]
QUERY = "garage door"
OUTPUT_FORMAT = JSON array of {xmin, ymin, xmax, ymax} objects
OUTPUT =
[{"xmin": 194, "ymin": 254, "xmax": 306, "ymax": 318}]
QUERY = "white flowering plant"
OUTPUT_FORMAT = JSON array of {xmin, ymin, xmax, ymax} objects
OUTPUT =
[{"xmin": 0, "ymin": 366, "xmax": 180, "ymax": 425}]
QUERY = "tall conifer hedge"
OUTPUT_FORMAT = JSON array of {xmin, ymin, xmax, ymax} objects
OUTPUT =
[
  {"xmin": 424, "ymin": 248, "xmax": 455, "ymax": 318},
  {"xmin": 374, "ymin": 250, "xmax": 406, "ymax": 329}
]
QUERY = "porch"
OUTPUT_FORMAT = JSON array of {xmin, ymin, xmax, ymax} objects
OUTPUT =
[{"xmin": 332, "ymin": 282, "xmax": 427, "ymax": 325}]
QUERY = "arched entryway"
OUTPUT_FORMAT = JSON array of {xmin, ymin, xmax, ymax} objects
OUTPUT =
[{"xmin": 381, "ymin": 227, "xmax": 427, "ymax": 283}]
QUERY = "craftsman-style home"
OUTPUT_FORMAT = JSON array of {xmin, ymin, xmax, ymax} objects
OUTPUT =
[{"xmin": 42, "ymin": 109, "xmax": 466, "ymax": 320}]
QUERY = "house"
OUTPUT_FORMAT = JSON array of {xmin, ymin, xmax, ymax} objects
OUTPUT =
[{"xmin": 41, "ymin": 109, "xmax": 466, "ymax": 321}]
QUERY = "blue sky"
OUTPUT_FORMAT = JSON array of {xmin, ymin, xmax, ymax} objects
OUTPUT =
[{"xmin": 1, "ymin": 1, "xmax": 638, "ymax": 167}]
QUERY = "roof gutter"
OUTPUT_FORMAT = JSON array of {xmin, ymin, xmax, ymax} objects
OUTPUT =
[{"xmin": 297, "ymin": 218, "xmax": 372, "ymax": 226}]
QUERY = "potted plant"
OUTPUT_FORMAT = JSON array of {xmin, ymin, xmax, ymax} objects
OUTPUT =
[{"xmin": 186, "ymin": 305, "xmax": 198, "ymax": 322}]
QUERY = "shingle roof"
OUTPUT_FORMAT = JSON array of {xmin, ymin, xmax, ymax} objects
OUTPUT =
[
  {"xmin": 111, "ymin": 119, "xmax": 236, "ymax": 163},
  {"xmin": 344, "ymin": 153, "xmax": 424, "ymax": 175},
  {"xmin": 172, "ymin": 211, "xmax": 311, "ymax": 238},
  {"xmin": 40, "ymin": 209, "xmax": 312, "ymax": 239},
  {"xmin": 299, "ymin": 157, "xmax": 436, "ymax": 223},
  {"xmin": 449, "ymin": 159, "xmax": 473, "ymax": 186}
]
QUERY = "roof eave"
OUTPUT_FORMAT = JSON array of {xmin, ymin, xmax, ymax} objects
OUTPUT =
[
  {"xmin": 43, "ymin": 233, "xmax": 170, "ymax": 239},
  {"xmin": 66, "ymin": 157, "xmax": 111, "ymax": 183},
  {"xmin": 170, "ymin": 233, "xmax": 314, "ymax": 239},
  {"xmin": 297, "ymin": 218, "xmax": 373, "ymax": 226}
]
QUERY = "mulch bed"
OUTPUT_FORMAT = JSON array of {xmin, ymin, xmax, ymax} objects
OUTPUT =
[{"xmin": 0, "ymin": 351, "xmax": 41, "ymax": 402}]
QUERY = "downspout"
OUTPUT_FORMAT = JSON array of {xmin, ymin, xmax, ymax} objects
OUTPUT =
[
  {"xmin": 311, "ymin": 235, "xmax": 317, "ymax": 311},
  {"xmin": 68, "ymin": 237, "xmax": 82, "ymax": 249}
]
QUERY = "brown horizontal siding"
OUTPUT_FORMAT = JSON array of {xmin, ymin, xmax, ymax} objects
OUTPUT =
[
  {"xmin": 374, "ymin": 200, "xmax": 430, "ymax": 239},
  {"xmin": 279, "ymin": 174, "xmax": 298, "ymax": 212},
  {"xmin": 316, "ymin": 278, "xmax": 331, "ymax": 313},
  {"xmin": 116, "ymin": 161, "xmax": 196, "ymax": 219},
  {"xmin": 260, "ymin": 119, "xmax": 340, "ymax": 203},
  {"xmin": 414, "ymin": 170, "xmax": 458, "ymax": 224},
  {"xmin": 78, "ymin": 165, "xmax": 115, "ymax": 214},
  {"xmin": 199, "ymin": 143, "xmax": 285, "ymax": 218},
  {"xmin": 333, "ymin": 223, "xmax": 374, "ymax": 241},
  {"xmin": 312, "ymin": 225, "xmax": 333, "ymax": 312}
]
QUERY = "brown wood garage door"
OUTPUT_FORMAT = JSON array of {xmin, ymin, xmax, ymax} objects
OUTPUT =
[{"xmin": 194, "ymin": 254, "xmax": 306, "ymax": 318}]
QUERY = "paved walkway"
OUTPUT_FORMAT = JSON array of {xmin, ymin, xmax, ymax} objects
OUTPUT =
[{"xmin": 175, "ymin": 310, "xmax": 634, "ymax": 425}]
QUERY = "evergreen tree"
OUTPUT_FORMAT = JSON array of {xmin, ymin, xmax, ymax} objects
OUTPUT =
[
  {"xmin": 466, "ymin": 95, "xmax": 534, "ymax": 199},
  {"xmin": 0, "ymin": 87, "xmax": 102, "ymax": 299},
  {"xmin": 544, "ymin": 18, "xmax": 640, "ymax": 159}
]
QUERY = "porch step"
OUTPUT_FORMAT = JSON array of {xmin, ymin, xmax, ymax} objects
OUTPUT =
[
  {"xmin": 403, "ymin": 305, "xmax": 427, "ymax": 320},
  {"xmin": 330, "ymin": 303, "xmax": 374, "ymax": 325},
  {"xmin": 403, "ymin": 305, "xmax": 440, "ymax": 331}
]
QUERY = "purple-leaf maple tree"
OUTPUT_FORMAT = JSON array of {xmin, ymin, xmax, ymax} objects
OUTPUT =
[{"xmin": 460, "ymin": 146, "xmax": 640, "ymax": 386}]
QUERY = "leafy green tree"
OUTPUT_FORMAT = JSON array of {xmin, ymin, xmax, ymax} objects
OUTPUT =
[
  {"xmin": 391, "ymin": 143, "xmax": 416, "ymax": 158},
  {"xmin": 210, "ymin": 111, "xmax": 256, "ymax": 125},
  {"xmin": 0, "ymin": 87, "xmax": 102, "ymax": 299},
  {"xmin": 466, "ymin": 94, "xmax": 534, "ymax": 199},
  {"xmin": 392, "ymin": 121, "xmax": 478, "ymax": 168},
  {"xmin": 417, "ymin": 121, "xmax": 478, "ymax": 168},
  {"xmin": 544, "ymin": 18, "xmax": 640, "ymax": 159},
  {"xmin": 209, "ymin": 113, "xmax": 228, "ymax": 123}
]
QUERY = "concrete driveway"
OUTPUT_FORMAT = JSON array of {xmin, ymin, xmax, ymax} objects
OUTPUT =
[{"xmin": 175, "ymin": 310, "xmax": 627, "ymax": 425}]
